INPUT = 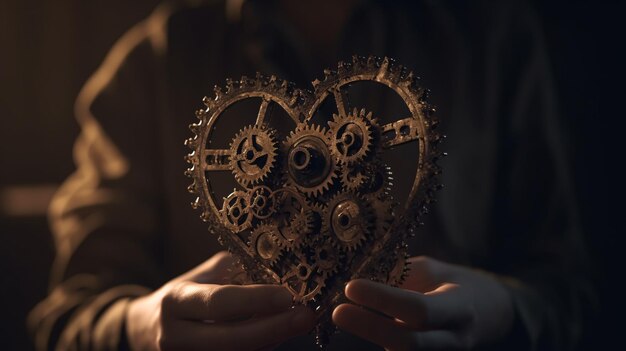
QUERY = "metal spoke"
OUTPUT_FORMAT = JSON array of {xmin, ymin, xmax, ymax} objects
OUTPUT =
[
  {"xmin": 203, "ymin": 149, "xmax": 230, "ymax": 171},
  {"xmin": 380, "ymin": 117, "xmax": 420, "ymax": 148},
  {"xmin": 256, "ymin": 98, "xmax": 270, "ymax": 125},
  {"xmin": 333, "ymin": 88, "xmax": 347, "ymax": 118}
]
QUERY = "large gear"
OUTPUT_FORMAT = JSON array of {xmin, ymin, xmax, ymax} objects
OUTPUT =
[
  {"xmin": 229, "ymin": 124, "xmax": 278, "ymax": 187},
  {"xmin": 283, "ymin": 123, "xmax": 337, "ymax": 197},
  {"xmin": 328, "ymin": 108, "xmax": 377, "ymax": 165}
]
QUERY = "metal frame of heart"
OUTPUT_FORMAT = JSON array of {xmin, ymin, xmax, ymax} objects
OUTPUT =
[{"xmin": 185, "ymin": 55, "xmax": 443, "ymax": 345}]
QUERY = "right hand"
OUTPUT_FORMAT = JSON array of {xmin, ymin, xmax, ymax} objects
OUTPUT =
[{"xmin": 126, "ymin": 251, "xmax": 315, "ymax": 351}]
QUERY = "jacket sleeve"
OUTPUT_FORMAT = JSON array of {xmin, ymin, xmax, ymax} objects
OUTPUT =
[{"xmin": 28, "ymin": 5, "xmax": 172, "ymax": 350}]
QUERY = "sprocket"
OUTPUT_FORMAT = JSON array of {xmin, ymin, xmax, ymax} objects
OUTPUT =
[
  {"xmin": 229, "ymin": 124, "xmax": 278, "ymax": 188},
  {"xmin": 323, "ymin": 191, "xmax": 374, "ymax": 252},
  {"xmin": 249, "ymin": 222, "xmax": 284, "ymax": 266},
  {"xmin": 328, "ymin": 108, "xmax": 378, "ymax": 165}
]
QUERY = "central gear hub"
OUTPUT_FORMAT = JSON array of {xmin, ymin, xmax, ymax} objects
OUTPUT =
[
  {"xmin": 329, "ymin": 108, "xmax": 376, "ymax": 165},
  {"xmin": 283, "ymin": 124, "xmax": 337, "ymax": 196},
  {"xmin": 325, "ymin": 192, "xmax": 373, "ymax": 250},
  {"xmin": 288, "ymin": 137, "xmax": 331, "ymax": 186}
]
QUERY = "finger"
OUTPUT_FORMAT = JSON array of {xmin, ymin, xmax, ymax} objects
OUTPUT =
[
  {"xmin": 160, "ymin": 306, "xmax": 315, "ymax": 351},
  {"xmin": 345, "ymin": 279, "xmax": 472, "ymax": 329},
  {"xmin": 162, "ymin": 283, "xmax": 293, "ymax": 321},
  {"xmin": 332, "ymin": 303, "xmax": 417, "ymax": 351}
]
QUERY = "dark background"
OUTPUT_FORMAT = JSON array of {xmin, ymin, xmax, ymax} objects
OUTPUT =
[{"xmin": 0, "ymin": 1, "xmax": 622, "ymax": 349}]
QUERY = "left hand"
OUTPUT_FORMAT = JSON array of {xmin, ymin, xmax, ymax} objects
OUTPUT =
[{"xmin": 332, "ymin": 256, "xmax": 515, "ymax": 350}]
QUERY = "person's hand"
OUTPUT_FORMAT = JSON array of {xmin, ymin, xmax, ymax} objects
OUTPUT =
[
  {"xmin": 332, "ymin": 256, "xmax": 515, "ymax": 350},
  {"xmin": 126, "ymin": 251, "xmax": 315, "ymax": 351}
]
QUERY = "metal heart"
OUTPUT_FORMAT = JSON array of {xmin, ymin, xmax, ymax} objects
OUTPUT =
[{"xmin": 185, "ymin": 55, "xmax": 442, "ymax": 345}]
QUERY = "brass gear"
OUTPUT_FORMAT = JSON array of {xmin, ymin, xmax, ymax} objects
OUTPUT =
[
  {"xmin": 272, "ymin": 187, "xmax": 316, "ymax": 249},
  {"xmin": 247, "ymin": 185, "xmax": 276, "ymax": 219},
  {"xmin": 360, "ymin": 161, "xmax": 394, "ymax": 199},
  {"xmin": 249, "ymin": 222, "xmax": 283, "ymax": 266},
  {"xmin": 323, "ymin": 192, "xmax": 374, "ymax": 251},
  {"xmin": 283, "ymin": 123, "xmax": 337, "ymax": 197},
  {"xmin": 386, "ymin": 244, "xmax": 410, "ymax": 287},
  {"xmin": 314, "ymin": 241, "xmax": 340, "ymax": 278},
  {"xmin": 282, "ymin": 261, "xmax": 326, "ymax": 303},
  {"xmin": 340, "ymin": 164, "xmax": 366, "ymax": 192},
  {"xmin": 229, "ymin": 125, "xmax": 278, "ymax": 188},
  {"xmin": 328, "ymin": 108, "xmax": 376, "ymax": 165},
  {"xmin": 220, "ymin": 190, "xmax": 252, "ymax": 233}
]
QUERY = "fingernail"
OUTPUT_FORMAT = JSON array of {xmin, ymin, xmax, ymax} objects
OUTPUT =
[
  {"xmin": 272, "ymin": 288, "xmax": 293, "ymax": 309},
  {"xmin": 290, "ymin": 307, "xmax": 315, "ymax": 331}
]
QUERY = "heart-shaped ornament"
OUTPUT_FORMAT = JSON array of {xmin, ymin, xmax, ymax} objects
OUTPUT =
[{"xmin": 185, "ymin": 55, "xmax": 442, "ymax": 346}]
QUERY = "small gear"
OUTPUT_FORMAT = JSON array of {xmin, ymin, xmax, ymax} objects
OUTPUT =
[
  {"xmin": 247, "ymin": 185, "xmax": 276, "ymax": 219},
  {"xmin": 314, "ymin": 242, "xmax": 339, "ymax": 278},
  {"xmin": 323, "ymin": 192, "xmax": 374, "ymax": 251},
  {"xmin": 328, "ymin": 108, "xmax": 377, "ymax": 165},
  {"xmin": 249, "ymin": 222, "xmax": 283, "ymax": 265},
  {"xmin": 220, "ymin": 190, "xmax": 252, "ymax": 232},
  {"xmin": 272, "ymin": 187, "xmax": 316, "ymax": 249},
  {"xmin": 229, "ymin": 124, "xmax": 278, "ymax": 187},
  {"xmin": 360, "ymin": 161, "xmax": 394, "ymax": 199},
  {"xmin": 282, "ymin": 261, "xmax": 326, "ymax": 303},
  {"xmin": 340, "ymin": 165, "xmax": 366, "ymax": 192},
  {"xmin": 283, "ymin": 123, "xmax": 337, "ymax": 197}
]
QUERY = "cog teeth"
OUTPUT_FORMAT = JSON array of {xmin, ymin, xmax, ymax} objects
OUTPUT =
[
  {"xmin": 191, "ymin": 196, "xmax": 201, "ymax": 210},
  {"xmin": 184, "ymin": 165, "xmax": 195, "ymax": 177},
  {"xmin": 213, "ymin": 85, "xmax": 223, "ymax": 99},
  {"xmin": 187, "ymin": 181, "xmax": 197, "ymax": 194},
  {"xmin": 184, "ymin": 136, "xmax": 198, "ymax": 149},
  {"xmin": 225, "ymin": 78, "xmax": 235, "ymax": 94}
]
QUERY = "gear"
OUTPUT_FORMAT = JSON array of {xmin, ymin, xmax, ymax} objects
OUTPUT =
[
  {"xmin": 229, "ymin": 124, "xmax": 278, "ymax": 188},
  {"xmin": 328, "ymin": 108, "xmax": 376, "ymax": 164},
  {"xmin": 272, "ymin": 187, "xmax": 316, "ymax": 249},
  {"xmin": 369, "ymin": 192, "xmax": 395, "ymax": 239},
  {"xmin": 247, "ymin": 185, "xmax": 276, "ymax": 219},
  {"xmin": 249, "ymin": 222, "xmax": 283, "ymax": 265},
  {"xmin": 220, "ymin": 190, "xmax": 252, "ymax": 232},
  {"xmin": 314, "ymin": 241, "xmax": 339, "ymax": 278},
  {"xmin": 360, "ymin": 161, "xmax": 394, "ymax": 199},
  {"xmin": 282, "ymin": 261, "xmax": 326, "ymax": 303},
  {"xmin": 340, "ymin": 164, "xmax": 366, "ymax": 192},
  {"xmin": 323, "ymin": 192, "xmax": 374, "ymax": 251},
  {"xmin": 386, "ymin": 244, "xmax": 410, "ymax": 287},
  {"xmin": 283, "ymin": 123, "xmax": 337, "ymax": 197}
]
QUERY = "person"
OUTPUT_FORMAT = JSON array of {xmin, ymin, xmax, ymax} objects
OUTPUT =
[{"xmin": 29, "ymin": 0, "xmax": 593, "ymax": 350}]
